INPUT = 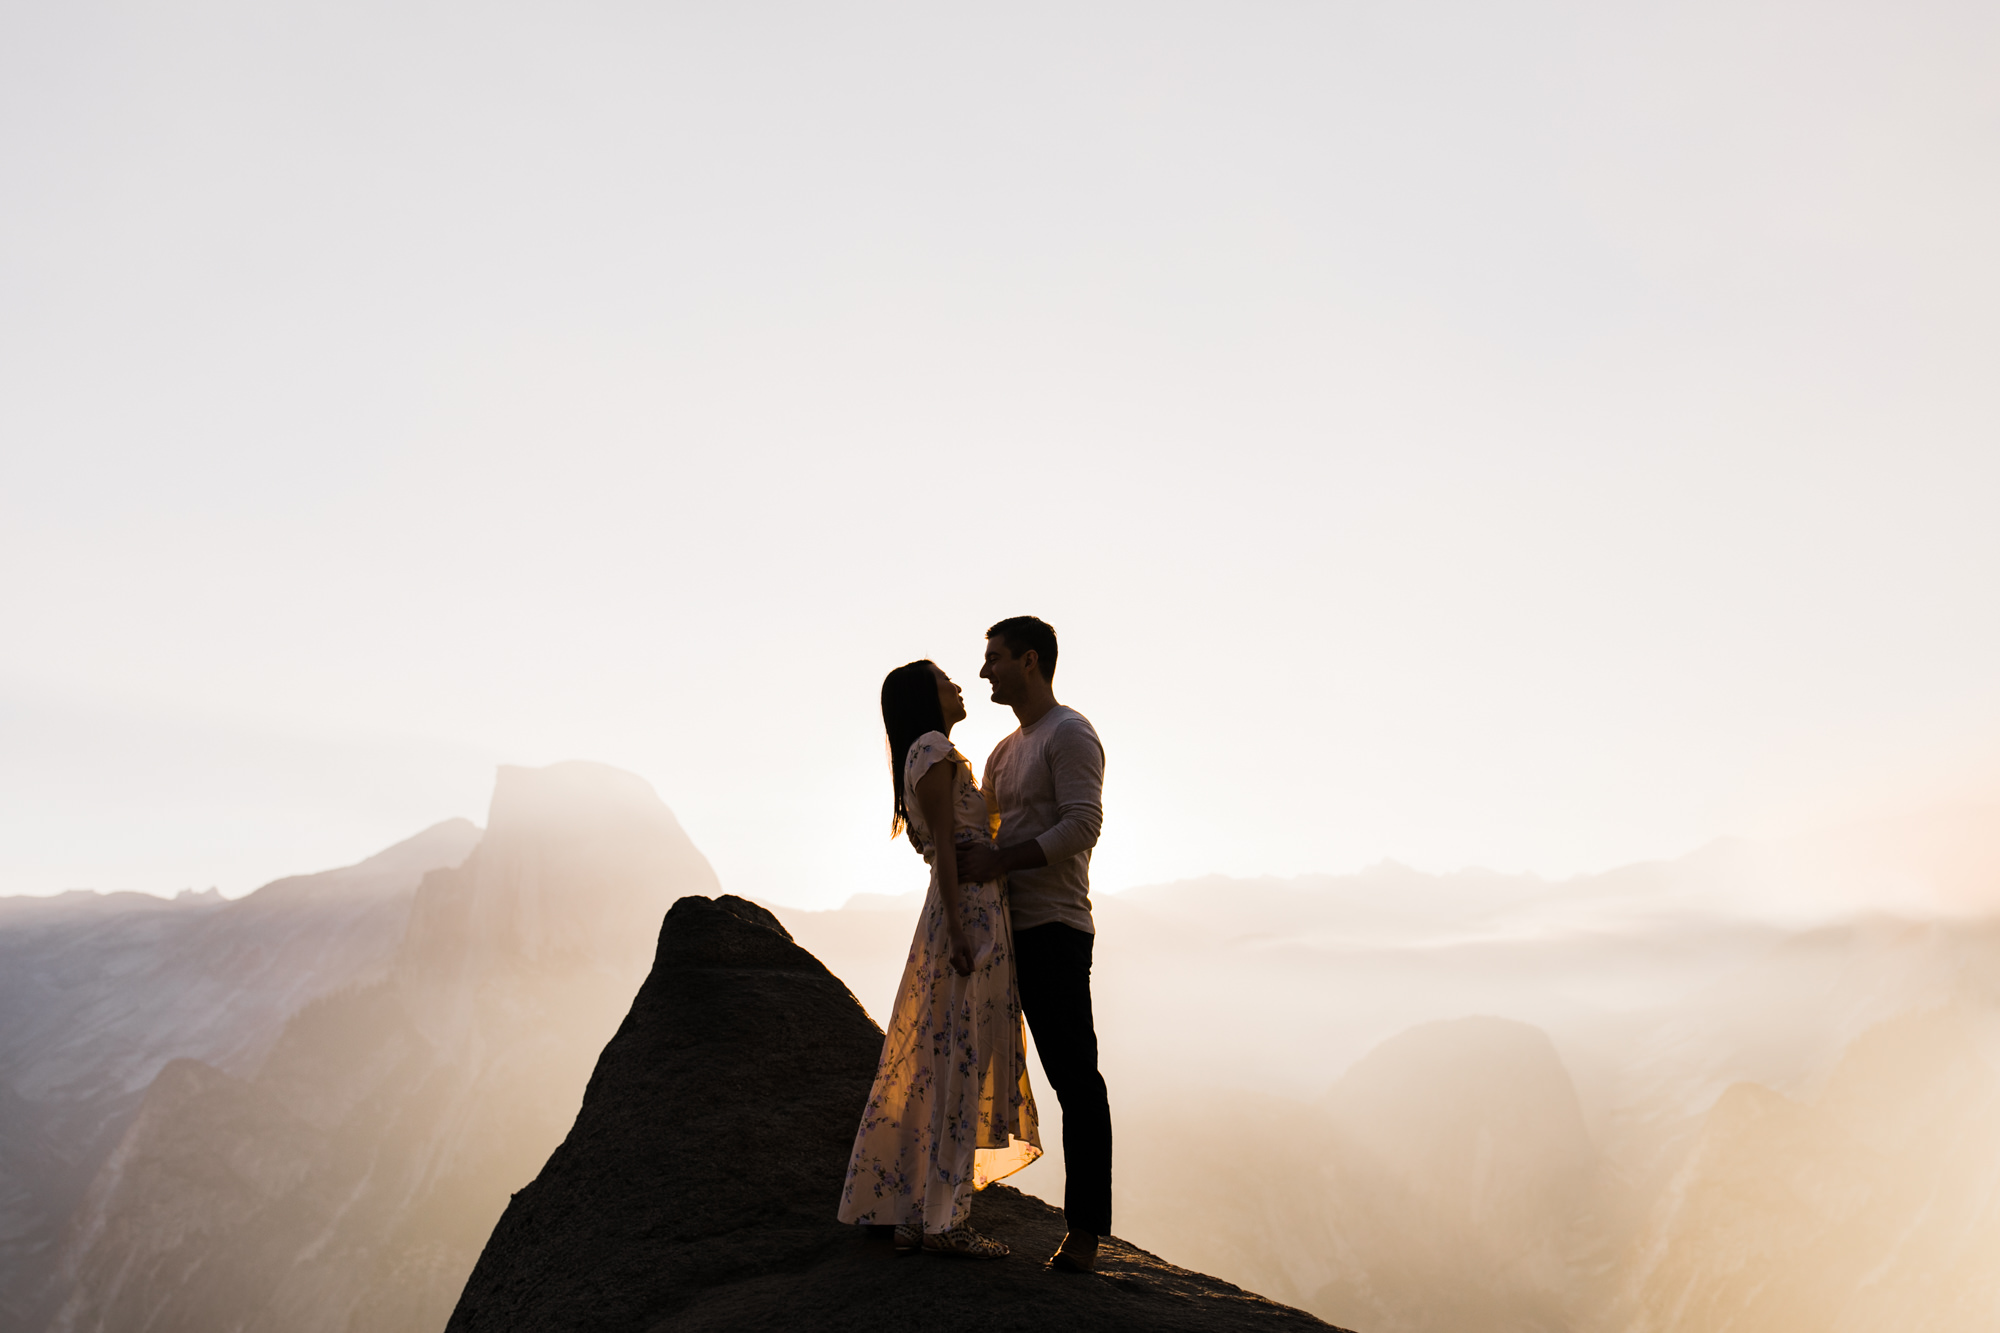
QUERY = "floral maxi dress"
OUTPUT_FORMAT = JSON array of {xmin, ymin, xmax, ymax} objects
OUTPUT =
[{"xmin": 837, "ymin": 731, "xmax": 1041, "ymax": 1232}]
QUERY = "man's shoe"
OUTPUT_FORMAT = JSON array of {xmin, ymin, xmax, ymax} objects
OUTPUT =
[{"xmin": 1049, "ymin": 1232, "xmax": 1099, "ymax": 1273}]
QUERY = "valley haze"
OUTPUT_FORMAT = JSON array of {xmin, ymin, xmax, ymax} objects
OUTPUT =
[{"xmin": 4, "ymin": 761, "xmax": 1996, "ymax": 1331}]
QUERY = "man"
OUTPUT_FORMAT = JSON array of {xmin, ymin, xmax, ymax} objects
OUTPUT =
[{"xmin": 957, "ymin": 615, "xmax": 1111, "ymax": 1274}]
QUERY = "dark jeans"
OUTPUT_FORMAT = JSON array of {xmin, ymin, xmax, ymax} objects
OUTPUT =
[{"xmin": 1013, "ymin": 921, "xmax": 1113, "ymax": 1235}]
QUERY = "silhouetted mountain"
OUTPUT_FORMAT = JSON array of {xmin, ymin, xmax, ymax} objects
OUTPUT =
[
  {"xmin": 0, "ymin": 819, "xmax": 479, "ymax": 1331},
  {"xmin": 448, "ymin": 893, "xmax": 1339, "ymax": 1332},
  {"xmin": 36, "ymin": 762, "xmax": 718, "ymax": 1333},
  {"xmin": 1113, "ymin": 1018, "xmax": 1595, "ymax": 1333},
  {"xmin": 1310, "ymin": 1018, "xmax": 1595, "ymax": 1331}
]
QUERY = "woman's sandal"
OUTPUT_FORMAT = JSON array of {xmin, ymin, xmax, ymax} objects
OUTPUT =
[
  {"xmin": 893, "ymin": 1223, "xmax": 923, "ymax": 1255},
  {"xmin": 921, "ymin": 1225, "xmax": 1010, "ymax": 1259}
]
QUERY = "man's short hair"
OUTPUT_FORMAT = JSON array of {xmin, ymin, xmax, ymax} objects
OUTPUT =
[{"xmin": 986, "ymin": 616, "xmax": 1058, "ymax": 681}]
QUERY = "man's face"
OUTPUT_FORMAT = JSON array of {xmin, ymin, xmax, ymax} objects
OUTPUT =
[{"xmin": 980, "ymin": 636, "xmax": 1026, "ymax": 705}]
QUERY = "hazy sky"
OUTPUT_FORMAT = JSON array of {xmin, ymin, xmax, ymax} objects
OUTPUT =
[{"xmin": 4, "ymin": 0, "xmax": 1997, "ymax": 908}]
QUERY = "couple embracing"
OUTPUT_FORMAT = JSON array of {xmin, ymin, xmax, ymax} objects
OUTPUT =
[{"xmin": 837, "ymin": 616, "xmax": 1112, "ymax": 1272}]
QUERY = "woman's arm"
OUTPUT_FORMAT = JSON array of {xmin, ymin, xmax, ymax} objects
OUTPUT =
[{"xmin": 915, "ymin": 758, "xmax": 975, "ymax": 976}]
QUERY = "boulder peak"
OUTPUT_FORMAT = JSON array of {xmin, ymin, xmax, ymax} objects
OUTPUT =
[{"xmin": 447, "ymin": 894, "xmax": 1341, "ymax": 1332}]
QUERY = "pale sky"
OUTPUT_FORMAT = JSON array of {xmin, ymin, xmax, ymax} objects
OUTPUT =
[{"xmin": 4, "ymin": 0, "xmax": 1997, "ymax": 909}]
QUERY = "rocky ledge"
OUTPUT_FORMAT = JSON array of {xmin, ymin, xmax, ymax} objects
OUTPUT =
[{"xmin": 446, "ymin": 895, "xmax": 1343, "ymax": 1332}]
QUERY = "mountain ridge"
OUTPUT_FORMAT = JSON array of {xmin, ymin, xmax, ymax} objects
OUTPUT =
[
  {"xmin": 31, "ymin": 764, "xmax": 716, "ymax": 1333},
  {"xmin": 0, "ymin": 816, "xmax": 483, "ymax": 1331}
]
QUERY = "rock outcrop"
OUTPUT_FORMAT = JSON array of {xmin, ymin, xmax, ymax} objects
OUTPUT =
[{"xmin": 448, "ymin": 894, "xmax": 1340, "ymax": 1332}]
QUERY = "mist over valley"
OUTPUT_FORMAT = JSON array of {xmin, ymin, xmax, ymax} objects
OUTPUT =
[{"xmin": 4, "ymin": 767, "xmax": 1994, "ymax": 1330}]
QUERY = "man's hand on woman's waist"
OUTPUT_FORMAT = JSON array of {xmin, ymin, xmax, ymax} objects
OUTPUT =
[{"xmin": 956, "ymin": 839, "xmax": 1050, "ymax": 884}]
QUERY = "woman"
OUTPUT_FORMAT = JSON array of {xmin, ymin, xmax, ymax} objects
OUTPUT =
[{"xmin": 837, "ymin": 659, "xmax": 1041, "ymax": 1258}]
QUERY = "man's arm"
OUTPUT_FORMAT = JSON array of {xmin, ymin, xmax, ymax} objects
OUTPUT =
[
  {"xmin": 959, "ymin": 721, "xmax": 1102, "ymax": 882},
  {"xmin": 959, "ymin": 827, "xmax": 1045, "ymax": 882},
  {"xmin": 985, "ymin": 838, "xmax": 1049, "ymax": 877},
  {"xmin": 1030, "ymin": 719, "xmax": 1104, "ymax": 864}
]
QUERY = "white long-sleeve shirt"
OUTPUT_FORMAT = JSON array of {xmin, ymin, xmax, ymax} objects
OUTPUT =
[{"xmin": 982, "ymin": 704, "xmax": 1105, "ymax": 934}]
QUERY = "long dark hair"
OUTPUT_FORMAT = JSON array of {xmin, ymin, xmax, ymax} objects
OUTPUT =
[{"xmin": 881, "ymin": 659, "xmax": 947, "ymax": 839}]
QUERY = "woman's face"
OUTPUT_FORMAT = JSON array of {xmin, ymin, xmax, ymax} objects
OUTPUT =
[{"xmin": 930, "ymin": 663, "xmax": 967, "ymax": 728}]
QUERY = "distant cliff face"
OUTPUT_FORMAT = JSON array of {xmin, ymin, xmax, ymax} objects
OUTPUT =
[
  {"xmin": 1613, "ymin": 1002, "xmax": 2000, "ymax": 1333},
  {"xmin": 1310, "ymin": 1018, "xmax": 1595, "ymax": 1332},
  {"xmin": 401, "ymin": 763, "xmax": 713, "ymax": 980},
  {"xmin": 1109, "ymin": 1016, "xmax": 1596, "ymax": 1333},
  {"xmin": 39, "ymin": 762, "xmax": 719, "ymax": 1333},
  {"xmin": 0, "ymin": 818, "xmax": 479, "ymax": 1333},
  {"xmin": 447, "ymin": 894, "xmax": 1341, "ymax": 1333}
]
